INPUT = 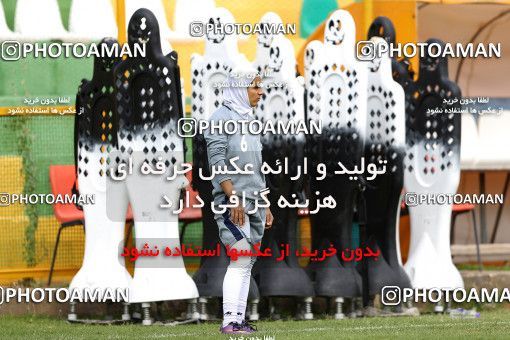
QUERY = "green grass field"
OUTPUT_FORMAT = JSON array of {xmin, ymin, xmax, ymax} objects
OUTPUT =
[{"xmin": 1, "ymin": 309, "xmax": 510, "ymax": 339}]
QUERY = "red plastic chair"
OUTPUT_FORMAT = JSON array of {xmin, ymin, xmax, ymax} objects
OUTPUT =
[
  {"xmin": 47, "ymin": 165, "xmax": 133, "ymax": 285},
  {"xmin": 48, "ymin": 165, "xmax": 84, "ymax": 285},
  {"xmin": 450, "ymin": 203, "xmax": 477, "ymax": 244},
  {"xmin": 49, "ymin": 165, "xmax": 83, "ymax": 226},
  {"xmin": 399, "ymin": 191, "xmax": 478, "ymax": 249},
  {"xmin": 450, "ymin": 203, "xmax": 482, "ymax": 269}
]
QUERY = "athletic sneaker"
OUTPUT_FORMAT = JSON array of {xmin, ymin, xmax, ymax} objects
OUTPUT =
[
  {"xmin": 219, "ymin": 321, "xmax": 247, "ymax": 334},
  {"xmin": 238, "ymin": 319, "xmax": 257, "ymax": 333}
]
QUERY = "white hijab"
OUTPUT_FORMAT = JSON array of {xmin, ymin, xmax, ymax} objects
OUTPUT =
[{"xmin": 222, "ymin": 65, "xmax": 258, "ymax": 116}]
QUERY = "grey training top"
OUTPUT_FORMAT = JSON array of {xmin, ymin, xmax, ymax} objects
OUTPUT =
[{"xmin": 204, "ymin": 104, "xmax": 267, "ymax": 204}]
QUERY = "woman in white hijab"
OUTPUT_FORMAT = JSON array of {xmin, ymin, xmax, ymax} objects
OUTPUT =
[
  {"xmin": 221, "ymin": 67, "xmax": 257, "ymax": 115},
  {"xmin": 204, "ymin": 64, "xmax": 273, "ymax": 334}
]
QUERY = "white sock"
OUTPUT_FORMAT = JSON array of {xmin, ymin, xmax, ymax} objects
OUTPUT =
[
  {"xmin": 222, "ymin": 238, "xmax": 253, "ymax": 327},
  {"xmin": 236, "ymin": 255, "xmax": 256, "ymax": 323}
]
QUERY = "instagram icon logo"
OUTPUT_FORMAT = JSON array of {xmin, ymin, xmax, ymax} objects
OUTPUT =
[{"xmin": 381, "ymin": 286, "xmax": 401, "ymax": 306}]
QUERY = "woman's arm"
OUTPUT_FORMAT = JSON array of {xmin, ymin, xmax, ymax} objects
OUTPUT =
[
  {"xmin": 204, "ymin": 122, "xmax": 231, "ymax": 185},
  {"xmin": 220, "ymin": 179, "xmax": 235, "ymax": 198},
  {"xmin": 220, "ymin": 179, "xmax": 245, "ymax": 226},
  {"xmin": 204, "ymin": 114, "xmax": 245, "ymax": 226}
]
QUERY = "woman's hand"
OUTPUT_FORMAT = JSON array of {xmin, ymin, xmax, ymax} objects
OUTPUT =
[
  {"xmin": 265, "ymin": 208, "xmax": 273, "ymax": 229},
  {"xmin": 220, "ymin": 181, "xmax": 245, "ymax": 226},
  {"xmin": 230, "ymin": 197, "xmax": 245, "ymax": 226}
]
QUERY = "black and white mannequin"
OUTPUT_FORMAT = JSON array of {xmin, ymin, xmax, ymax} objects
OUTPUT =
[
  {"xmin": 252, "ymin": 12, "xmax": 284, "ymax": 75},
  {"xmin": 125, "ymin": 0, "xmax": 175, "ymax": 41},
  {"xmin": 367, "ymin": 16, "xmax": 415, "ymax": 87},
  {"xmin": 252, "ymin": 34, "xmax": 315, "ymax": 319},
  {"xmin": 113, "ymin": 8, "xmax": 198, "ymax": 325},
  {"xmin": 190, "ymin": 7, "xmax": 260, "ymax": 321},
  {"xmin": 69, "ymin": 38, "xmax": 131, "ymax": 323},
  {"xmin": 403, "ymin": 39, "xmax": 463, "ymax": 303},
  {"xmin": 305, "ymin": 9, "xmax": 367, "ymax": 318},
  {"xmin": 304, "ymin": 40, "xmax": 323, "ymax": 83},
  {"xmin": 362, "ymin": 37, "xmax": 411, "ymax": 299},
  {"xmin": 303, "ymin": 40, "xmax": 323, "ymax": 145}
]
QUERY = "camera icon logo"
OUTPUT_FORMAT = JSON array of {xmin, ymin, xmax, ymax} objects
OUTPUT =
[
  {"xmin": 381, "ymin": 286, "xmax": 401, "ymax": 306},
  {"xmin": 0, "ymin": 193, "xmax": 11, "ymax": 206},
  {"xmin": 1, "ymin": 41, "xmax": 21, "ymax": 61},
  {"xmin": 189, "ymin": 22, "xmax": 205, "ymax": 37},
  {"xmin": 404, "ymin": 192, "xmax": 418, "ymax": 207},
  {"xmin": 178, "ymin": 118, "xmax": 197, "ymax": 137},
  {"xmin": 356, "ymin": 40, "xmax": 376, "ymax": 61}
]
